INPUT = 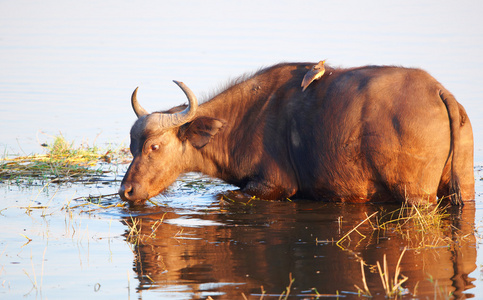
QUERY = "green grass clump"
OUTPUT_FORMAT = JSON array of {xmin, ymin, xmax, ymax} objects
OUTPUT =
[
  {"xmin": 337, "ymin": 200, "xmax": 461, "ymax": 253},
  {"xmin": 1, "ymin": 135, "xmax": 130, "ymax": 184},
  {"xmin": 374, "ymin": 201, "xmax": 457, "ymax": 249}
]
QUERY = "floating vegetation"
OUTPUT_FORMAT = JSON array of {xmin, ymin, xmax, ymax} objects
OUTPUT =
[
  {"xmin": 1, "ymin": 135, "xmax": 131, "ymax": 185},
  {"xmin": 65, "ymin": 193, "xmax": 126, "ymax": 213}
]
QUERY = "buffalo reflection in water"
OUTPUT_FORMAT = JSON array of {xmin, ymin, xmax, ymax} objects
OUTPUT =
[{"xmin": 122, "ymin": 196, "xmax": 476, "ymax": 299}]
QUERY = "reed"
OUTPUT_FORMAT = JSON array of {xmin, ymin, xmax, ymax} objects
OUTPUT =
[
  {"xmin": 124, "ymin": 215, "xmax": 143, "ymax": 245},
  {"xmin": 376, "ymin": 247, "xmax": 408, "ymax": 298},
  {"xmin": 278, "ymin": 273, "xmax": 295, "ymax": 300},
  {"xmin": 336, "ymin": 212, "xmax": 378, "ymax": 247},
  {"xmin": 427, "ymin": 274, "xmax": 454, "ymax": 299},
  {"xmin": 122, "ymin": 213, "xmax": 167, "ymax": 245},
  {"xmin": 354, "ymin": 260, "xmax": 371, "ymax": 297}
]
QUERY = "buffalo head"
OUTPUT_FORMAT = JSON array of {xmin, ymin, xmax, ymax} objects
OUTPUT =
[{"xmin": 119, "ymin": 81, "xmax": 224, "ymax": 204}]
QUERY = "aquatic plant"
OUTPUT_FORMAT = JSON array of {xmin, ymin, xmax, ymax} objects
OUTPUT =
[
  {"xmin": 336, "ymin": 211, "xmax": 378, "ymax": 247},
  {"xmin": 374, "ymin": 200, "xmax": 462, "ymax": 250},
  {"xmin": 278, "ymin": 273, "xmax": 295, "ymax": 300},
  {"xmin": 354, "ymin": 259, "xmax": 371, "ymax": 297},
  {"xmin": 339, "ymin": 199, "xmax": 470, "ymax": 298},
  {"xmin": 376, "ymin": 248, "xmax": 408, "ymax": 298},
  {"xmin": 0, "ymin": 135, "xmax": 130, "ymax": 184},
  {"xmin": 376, "ymin": 200, "xmax": 449, "ymax": 233},
  {"xmin": 354, "ymin": 249, "xmax": 409, "ymax": 298},
  {"xmin": 337, "ymin": 199, "xmax": 458, "ymax": 251},
  {"xmin": 122, "ymin": 214, "xmax": 167, "ymax": 245}
]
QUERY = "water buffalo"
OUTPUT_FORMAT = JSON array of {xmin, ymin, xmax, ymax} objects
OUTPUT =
[{"xmin": 119, "ymin": 62, "xmax": 474, "ymax": 205}]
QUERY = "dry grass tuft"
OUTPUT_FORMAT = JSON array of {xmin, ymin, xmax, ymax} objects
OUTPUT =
[
  {"xmin": 1, "ymin": 135, "xmax": 130, "ymax": 184},
  {"xmin": 374, "ymin": 201, "xmax": 460, "ymax": 250},
  {"xmin": 122, "ymin": 214, "xmax": 166, "ymax": 245},
  {"xmin": 376, "ymin": 201, "xmax": 449, "ymax": 233}
]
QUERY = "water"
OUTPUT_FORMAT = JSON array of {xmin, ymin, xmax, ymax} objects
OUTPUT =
[{"xmin": 1, "ymin": 0, "xmax": 483, "ymax": 299}]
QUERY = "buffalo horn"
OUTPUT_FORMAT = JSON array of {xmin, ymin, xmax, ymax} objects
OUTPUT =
[
  {"xmin": 153, "ymin": 80, "xmax": 198, "ymax": 129},
  {"xmin": 131, "ymin": 81, "xmax": 198, "ymax": 129},
  {"xmin": 131, "ymin": 87, "xmax": 149, "ymax": 117}
]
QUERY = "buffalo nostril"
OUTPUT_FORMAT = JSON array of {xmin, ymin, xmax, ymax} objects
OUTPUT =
[
  {"xmin": 119, "ymin": 183, "xmax": 133, "ymax": 200},
  {"xmin": 127, "ymin": 185, "xmax": 134, "ymax": 196}
]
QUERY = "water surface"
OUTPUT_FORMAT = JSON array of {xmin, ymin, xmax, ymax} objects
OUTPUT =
[{"xmin": 1, "ymin": 0, "xmax": 483, "ymax": 299}]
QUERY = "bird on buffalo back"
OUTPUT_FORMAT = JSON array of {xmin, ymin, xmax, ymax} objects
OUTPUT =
[{"xmin": 301, "ymin": 60, "xmax": 326, "ymax": 92}]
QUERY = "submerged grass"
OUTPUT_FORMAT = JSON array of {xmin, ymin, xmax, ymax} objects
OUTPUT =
[{"xmin": 1, "ymin": 135, "xmax": 130, "ymax": 184}]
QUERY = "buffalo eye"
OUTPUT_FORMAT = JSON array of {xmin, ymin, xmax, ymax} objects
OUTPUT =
[{"xmin": 151, "ymin": 144, "xmax": 160, "ymax": 151}]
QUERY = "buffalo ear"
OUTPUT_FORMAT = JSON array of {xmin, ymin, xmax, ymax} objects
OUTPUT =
[{"xmin": 180, "ymin": 117, "xmax": 225, "ymax": 149}]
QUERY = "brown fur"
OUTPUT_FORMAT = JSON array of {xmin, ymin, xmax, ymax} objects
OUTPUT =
[{"xmin": 119, "ymin": 63, "xmax": 474, "ymax": 205}]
